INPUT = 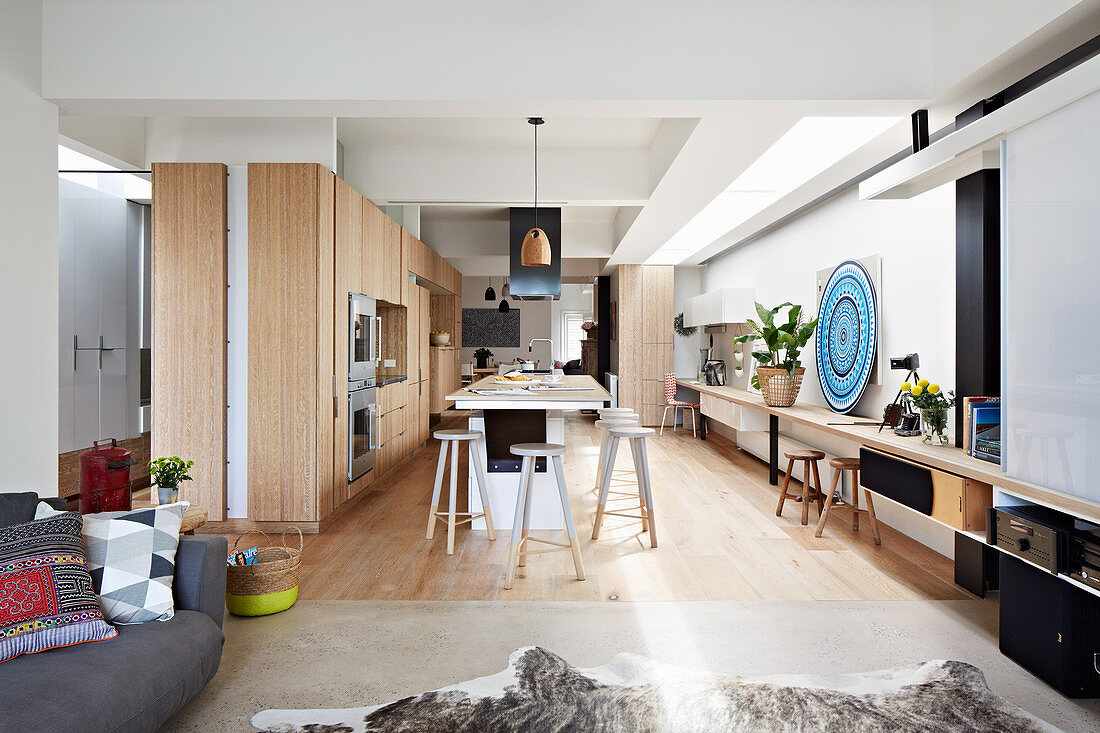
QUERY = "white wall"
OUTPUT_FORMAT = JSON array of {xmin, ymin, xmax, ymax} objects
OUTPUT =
[
  {"xmin": 701, "ymin": 183, "xmax": 958, "ymax": 556},
  {"xmin": 0, "ymin": 0, "xmax": 60, "ymax": 494},
  {"xmin": 144, "ymin": 117, "xmax": 336, "ymax": 168},
  {"xmin": 672, "ymin": 266, "xmax": 703, "ymax": 378},
  {"xmin": 459, "ymin": 276, "xmax": 551, "ymax": 367}
]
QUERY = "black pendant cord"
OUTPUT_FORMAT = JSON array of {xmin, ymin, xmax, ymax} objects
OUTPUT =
[{"xmin": 533, "ymin": 121, "xmax": 538, "ymax": 231}]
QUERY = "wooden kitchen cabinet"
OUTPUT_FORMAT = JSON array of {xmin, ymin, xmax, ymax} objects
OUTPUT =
[
  {"xmin": 383, "ymin": 216, "xmax": 403, "ymax": 305},
  {"xmin": 246, "ymin": 163, "xmax": 335, "ymax": 524},
  {"xmin": 363, "ymin": 199, "xmax": 385, "ymax": 300},
  {"xmin": 419, "ymin": 292, "xmax": 430, "ymax": 378},
  {"xmin": 615, "ymin": 265, "xmax": 674, "ymax": 426},
  {"xmin": 429, "ymin": 346, "xmax": 459, "ymax": 414}
]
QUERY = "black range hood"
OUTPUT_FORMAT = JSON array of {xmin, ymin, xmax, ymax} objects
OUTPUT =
[{"xmin": 509, "ymin": 207, "xmax": 561, "ymax": 300}]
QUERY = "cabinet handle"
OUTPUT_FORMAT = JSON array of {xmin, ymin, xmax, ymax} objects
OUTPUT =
[{"xmin": 959, "ymin": 496, "xmax": 963, "ymax": 512}]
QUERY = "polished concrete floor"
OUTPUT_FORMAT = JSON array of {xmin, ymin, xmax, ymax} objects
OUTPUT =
[{"xmin": 165, "ymin": 598, "xmax": 1100, "ymax": 732}]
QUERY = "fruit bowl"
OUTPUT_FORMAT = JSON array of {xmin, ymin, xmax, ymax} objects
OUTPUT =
[{"xmin": 430, "ymin": 332, "xmax": 450, "ymax": 346}]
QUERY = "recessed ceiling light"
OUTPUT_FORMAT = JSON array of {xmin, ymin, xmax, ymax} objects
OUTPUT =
[{"xmin": 645, "ymin": 116, "xmax": 900, "ymax": 265}]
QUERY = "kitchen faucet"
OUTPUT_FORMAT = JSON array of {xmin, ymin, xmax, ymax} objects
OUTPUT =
[{"xmin": 529, "ymin": 338, "xmax": 554, "ymax": 369}]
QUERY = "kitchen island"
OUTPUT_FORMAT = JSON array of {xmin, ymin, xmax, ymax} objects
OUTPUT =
[{"xmin": 446, "ymin": 375, "xmax": 611, "ymax": 530}]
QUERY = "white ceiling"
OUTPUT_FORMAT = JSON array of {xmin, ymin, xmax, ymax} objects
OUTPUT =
[
  {"xmin": 42, "ymin": 1, "xmax": 1098, "ymax": 270},
  {"xmin": 338, "ymin": 117, "xmax": 665, "ymax": 149}
]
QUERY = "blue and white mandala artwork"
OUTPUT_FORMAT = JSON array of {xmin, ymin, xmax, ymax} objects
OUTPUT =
[{"xmin": 816, "ymin": 260, "xmax": 877, "ymax": 414}]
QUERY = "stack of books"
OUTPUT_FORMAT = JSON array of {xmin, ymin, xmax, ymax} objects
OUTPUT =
[{"xmin": 962, "ymin": 396, "xmax": 1000, "ymax": 464}]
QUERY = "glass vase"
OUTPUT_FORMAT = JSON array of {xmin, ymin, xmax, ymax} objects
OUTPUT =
[{"xmin": 920, "ymin": 407, "xmax": 949, "ymax": 445}]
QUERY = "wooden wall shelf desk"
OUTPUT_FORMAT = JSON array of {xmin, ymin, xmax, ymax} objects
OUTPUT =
[{"xmin": 675, "ymin": 378, "xmax": 1100, "ymax": 526}]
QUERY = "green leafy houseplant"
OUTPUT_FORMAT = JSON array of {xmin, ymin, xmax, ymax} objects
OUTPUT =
[
  {"xmin": 149, "ymin": 456, "xmax": 193, "ymax": 504},
  {"xmin": 473, "ymin": 347, "xmax": 493, "ymax": 368},
  {"xmin": 900, "ymin": 379, "xmax": 955, "ymax": 445},
  {"xmin": 733, "ymin": 302, "xmax": 818, "ymax": 407}
]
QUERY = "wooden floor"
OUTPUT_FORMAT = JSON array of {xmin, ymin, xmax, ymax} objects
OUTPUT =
[{"xmin": 247, "ymin": 411, "xmax": 971, "ymax": 602}]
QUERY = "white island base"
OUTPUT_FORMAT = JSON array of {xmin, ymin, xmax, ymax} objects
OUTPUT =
[{"xmin": 467, "ymin": 410, "xmax": 566, "ymax": 531}]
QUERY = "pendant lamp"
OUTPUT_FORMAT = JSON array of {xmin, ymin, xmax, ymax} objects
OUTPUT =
[
  {"xmin": 521, "ymin": 117, "xmax": 551, "ymax": 267},
  {"xmin": 498, "ymin": 279, "xmax": 510, "ymax": 312},
  {"xmin": 484, "ymin": 276, "xmax": 496, "ymax": 301}
]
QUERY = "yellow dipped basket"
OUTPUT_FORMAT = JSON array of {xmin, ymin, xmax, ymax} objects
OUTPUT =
[{"xmin": 226, "ymin": 528, "xmax": 302, "ymax": 616}]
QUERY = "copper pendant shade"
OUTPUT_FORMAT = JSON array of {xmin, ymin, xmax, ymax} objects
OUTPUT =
[{"xmin": 521, "ymin": 117, "xmax": 551, "ymax": 267}]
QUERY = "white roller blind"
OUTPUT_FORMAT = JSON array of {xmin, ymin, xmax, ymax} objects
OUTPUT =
[
  {"xmin": 562, "ymin": 312, "xmax": 586, "ymax": 362},
  {"xmin": 1003, "ymin": 87, "xmax": 1100, "ymax": 505}
]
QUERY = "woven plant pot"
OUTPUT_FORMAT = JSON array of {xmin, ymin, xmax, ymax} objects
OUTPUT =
[
  {"xmin": 757, "ymin": 366, "xmax": 805, "ymax": 407},
  {"xmin": 226, "ymin": 528, "xmax": 302, "ymax": 617}
]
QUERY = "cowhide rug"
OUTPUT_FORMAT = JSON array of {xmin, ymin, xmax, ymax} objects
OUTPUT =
[{"xmin": 251, "ymin": 646, "xmax": 1059, "ymax": 733}]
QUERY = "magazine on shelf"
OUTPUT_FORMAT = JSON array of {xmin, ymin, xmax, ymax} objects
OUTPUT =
[
  {"xmin": 962, "ymin": 396, "xmax": 1000, "ymax": 455},
  {"xmin": 971, "ymin": 403, "xmax": 1001, "ymax": 464}
]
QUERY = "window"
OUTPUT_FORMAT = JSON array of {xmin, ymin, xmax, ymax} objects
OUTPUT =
[{"xmin": 561, "ymin": 312, "xmax": 587, "ymax": 362}]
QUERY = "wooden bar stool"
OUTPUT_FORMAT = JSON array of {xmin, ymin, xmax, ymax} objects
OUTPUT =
[
  {"xmin": 776, "ymin": 448, "xmax": 826, "ymax": 526},
  {"xmin": 815, "ymin": 457, "xmax": 881, "ymax": 545},
  {"xmin": 502, "ymin": 443, "xmax": 585, "ymax": 590},
  {"xmin": 426, "ymin": 429, "xmax": 495, "ymax": 556},
  {"xmin": 593, "ymin": 415, "xmax": 640, "ymax": 496},
  {"xmin": 592, "ymin": 426, "xmax": 658, "ymax": 548}
]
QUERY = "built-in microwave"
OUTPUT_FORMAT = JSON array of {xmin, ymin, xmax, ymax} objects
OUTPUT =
[{"xmin": 349, "ymin": 293, "xmax": 378, "ymax": 383}]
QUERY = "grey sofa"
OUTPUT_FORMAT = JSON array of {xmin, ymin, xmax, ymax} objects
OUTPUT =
[{"xmin": 0, "ymin": 492, "xmax": 227, "ymax": 733}]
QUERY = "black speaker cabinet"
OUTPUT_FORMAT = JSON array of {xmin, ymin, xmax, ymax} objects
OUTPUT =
[{"xmin": 999, "ymin": 553, "xmax": 1100, "ymax": 697}]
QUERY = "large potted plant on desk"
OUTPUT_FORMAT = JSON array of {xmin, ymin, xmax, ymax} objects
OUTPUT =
[{"xmin": 733, "ymin": 302, "xmax": 818, "ymax": 407}]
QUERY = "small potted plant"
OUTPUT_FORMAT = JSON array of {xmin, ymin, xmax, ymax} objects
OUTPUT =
[
  {"xmin": 473, "ymin": 347, "xmax": 493, "ymax": 369},
  {"xmin": 733, "ymin": 302, "xmax": 818, "ymax": 407},
  {"xmin": 581, "ymin": 320, "xmax": 598, "ymax": 339},
  {"xmin": 901, "ymin": 379, "xmax": 955, "ymax": 445},
  {"xmin": 149, "ymin": 456, "xmax": 194, "ymax": 505}
]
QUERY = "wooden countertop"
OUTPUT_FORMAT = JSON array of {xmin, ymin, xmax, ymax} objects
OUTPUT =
[
  {"xmin": 677, "ymin": 378, "xmax": 1100, "ymax": 523},
  {"xmin": 448, "ymin": 375, "xmax": 612, "ymax": 410}
]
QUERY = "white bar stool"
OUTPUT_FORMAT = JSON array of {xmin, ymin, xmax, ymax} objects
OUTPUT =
[
  {"xmin": 426, "ymin": 429, "xmax": 495, "ymax": 555},
  {"xmin": 502, "ymin": 443, "xmax": 585, "ymax": 590},
  {"xmin": 598, "ymin": 408, "xmax": 636, "ymax": 418},
  {"xmin": 592, "ymin": 416, "xmax": 640, "ymax": 497},
  {"xmin": 592, "ymin": 426, "xmax": 658, "ymax": 548}
]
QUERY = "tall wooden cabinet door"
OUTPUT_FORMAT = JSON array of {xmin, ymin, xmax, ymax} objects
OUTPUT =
[
  {"xmin": 315, "ymin": 166, "xmax": 336, "ymax": 523},
  {"xmin": 363, "ymin": 199, "xmax": 384, "ymax": 300},
  {"xmin": 642, "ymin": 266, "xmax": 674, "ymax": 344},
  {"xmin": 387, "ymin": 214, "xmax": 404, "ymax": 301},
  {"xmin": 419, "ymin": 290, "xmax": 431, "ymax": 378},
  {"xmin": 151, "ymin": 162, "xmax": 228, "ymax": 520},
  {"xmin": 406, "ymin": 283, "xmax": 420, "ymax": 383},
  {"xmin": 247, "ymin": 163, "xmax": 326, "ymax": 523},
  {"xmin": 335, "ymin": 177, "xmax": 363, "ymax": 297}
]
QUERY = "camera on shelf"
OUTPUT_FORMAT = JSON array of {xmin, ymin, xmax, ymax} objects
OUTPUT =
[{"xmin": 890, "ymin": 353, "xmax": 920, "ymax": 371}]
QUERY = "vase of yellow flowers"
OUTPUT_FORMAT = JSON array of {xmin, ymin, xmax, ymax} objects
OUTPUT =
[{"xmin": 900, "ymin": 379, "xmax": 955, "ymax": 445}]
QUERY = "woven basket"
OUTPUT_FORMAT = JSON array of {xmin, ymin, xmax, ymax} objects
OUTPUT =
[
  {"xmin": 226, "ymin": 528, "xmax": 302, "ymax": 617},
  {"xmin": 757, "ymin": 366, "xmax": 805, "ymax": 407}
]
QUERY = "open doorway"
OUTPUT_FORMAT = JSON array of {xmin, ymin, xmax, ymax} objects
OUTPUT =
[{"xmin": 57, "ymin": 143, "xmax": 153, "ymax": 499}]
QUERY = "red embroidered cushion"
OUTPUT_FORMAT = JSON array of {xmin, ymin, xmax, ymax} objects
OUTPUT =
[{"xmin": 0, "ymin": 512, "xmax": 117, "ymax": 663}]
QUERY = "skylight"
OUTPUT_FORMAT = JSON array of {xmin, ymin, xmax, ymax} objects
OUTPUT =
[
  {"xmin": 645, "ymin": 116, "xmax": 900, "ymax": 265},
  {"xmin": 58, "ymin": 144, "xmax": 152, "ymax": 201}
]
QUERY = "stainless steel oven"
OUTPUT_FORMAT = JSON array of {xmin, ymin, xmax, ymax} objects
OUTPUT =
[
  {"xmin": 349, "ymin": 293, "xmax": 378, "ymax": 383},
  {"xmin": 348, "ymin": 379, "xmax": 377, "ymax": 481}
]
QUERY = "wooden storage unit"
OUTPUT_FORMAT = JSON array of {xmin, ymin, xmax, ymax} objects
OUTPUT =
[
  {"xmin": 860, "ymin": 447, "xmax": 993, "ymax": 532},
  {"xmin": 382, "ymin": 215, "xmax": 403, "ymax": 305},
  {"xmin": 246, "ymin": 163, "xmax": 335, "ymax": 525},
  {"xmin": 430, "ymin": 346, "xmax": 460, "ymax": 414},
  {"xmin": 150, "ymin": 162, "xmax": 228, "ymax": 520},
  {"xmin": 613, "ymin": 265, "xmax": 674, "ymax": 426}
]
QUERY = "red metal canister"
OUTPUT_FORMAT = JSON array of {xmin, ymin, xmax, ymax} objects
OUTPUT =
[{"xmin": 79, "ymin": 439, "xmax": 135, "ymax": 514}]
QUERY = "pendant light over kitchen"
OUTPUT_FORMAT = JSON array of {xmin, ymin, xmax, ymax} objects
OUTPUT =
[
  {"xmin": 520, "ymin": 117, "xmax": 551, "ymax": 267},
  {"xmin": 484, "ymin": 276, "xmax": 496, "ymax": 301},
  {"xmin": 498, "ymin": 278, "xmax": 510, "ymax": 312}
]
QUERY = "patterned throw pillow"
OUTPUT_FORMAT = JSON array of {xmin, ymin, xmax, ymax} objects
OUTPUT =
[
  {"xmin": 0, "ymin": 512, "xmax": 117, "ymax": 663},
  {"xmin": 79, "ymin": 503, "xmax": 189, "ymax": 624}
]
